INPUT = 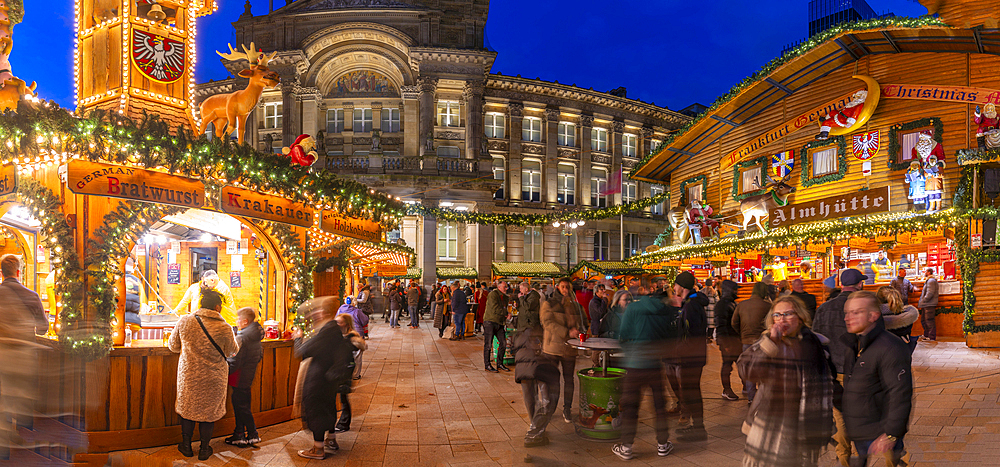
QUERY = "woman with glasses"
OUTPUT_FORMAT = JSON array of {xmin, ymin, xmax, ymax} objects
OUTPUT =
[
  {"xmin": 599, "ymin": 289, "xmax": 632, "ymax": 339},
  {"xmin": 737, "ymin": 295, "xmax": 836, "ymax": 467}
]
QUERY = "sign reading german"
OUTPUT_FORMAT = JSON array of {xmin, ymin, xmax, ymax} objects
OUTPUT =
[
  {"xmin": 67, "ymin": 160, "xmax": 204, "ymax": 208},
  {"xmin": 321, "ymin": 211, "xmax": 382, "ymax": 242},
  {"xmin": 220, "ymin": 186, "xmax": 314, "ymax": 228},
  {"xmin": 0, "ymin": 164, "xmax": 16, "ymax": 197},
  {"xmin": 770, "ymin": 186, "xmax": 890, "ymax": 228}
]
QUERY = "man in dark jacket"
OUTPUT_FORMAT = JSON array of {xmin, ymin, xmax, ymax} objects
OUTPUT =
[
  {"xmin": 406, "ymin": 282, "xmax": 420, "ymax": 328},
  {"xmin": 918, "ymin": 268, "xmax": 939, "ymax": 340},
  {"xmin": 588, "ymin": 284, "xmax": 608, "ymax": 336},
  {"xmin": 0, "ymin": 254, "xmax": 47, "ymax": 450},
  {"xmin": 517, "ymin": 282, "xmax": 542, "ymax": 333},
  {"xmin": 483, "ymin": 281, "xmax": 511, "ymax": 372},
  {"xmin": 731, "ymin": 281, "xmax": 771, "ymax": 402},
  {"xmin": 842, "ymin": 291, "xmax": 912, "ymax": 467},
  {"xmin": 713, "ymin": 280, "xmax": 742, "ymax": 401},
  {"xmin": 226, "ymin": 307, "xmax": 264, "ymax": 447},
  {"xmin": 789, "ymin": 278, "xmax": 817, "ymax": 318},
  {"xmin": 671, "ymin": 271, "xmax": 710, "ymax": 442},
  {"xmin": 511, "ymin": 281, "xmax": 558, "ymax": 448},
  {"xmin": 450, "ymin": 282, "xmax": 470, "ymax": 341}
]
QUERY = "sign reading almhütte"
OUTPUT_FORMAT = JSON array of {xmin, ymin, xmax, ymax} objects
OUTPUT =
[
  {"xmin": 321, "ymin": 211, "xmax": 382, "ymax": 242},
  {"xmin": 0, "ymin": 164, "xmax": 16, "ymax": 197},
  {"xmin": 770, "ymin": 186, "xmax": 890, "ymax": 228},
  {"xmin": 67, "ymin": 160, "xmax": 205, "ymax": 208},
  {"xmin": 220, "ymin": 186, "xmax": 314, "ymax": 227}
]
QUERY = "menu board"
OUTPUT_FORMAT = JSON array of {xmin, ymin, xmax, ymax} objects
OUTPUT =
[
  {"xmin": 167, "ymin": 263, "xmax": 181, "ymax": 284},
  {"xmin": 230, "ymin": 271, "xmax": 242, "ymax": 288}
]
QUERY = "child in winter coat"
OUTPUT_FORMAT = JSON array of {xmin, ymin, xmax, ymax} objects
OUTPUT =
[
  {"xmin": 225, "ymin": 307, "xmax": 264, "ymax": 447},
  {"xmin": 334, "ymin": 313, "xmax": 368, "ymax": 433}
]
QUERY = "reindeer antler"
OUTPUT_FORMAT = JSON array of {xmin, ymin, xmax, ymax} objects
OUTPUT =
[{"xmin": 216, "ymin": 43, "xmax": 253, "ymax": 62}]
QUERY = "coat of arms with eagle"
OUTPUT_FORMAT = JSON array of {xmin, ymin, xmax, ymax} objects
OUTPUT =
[{"xmin": 131, "ymin": 30, "xmax": 185, "ymax": 83}]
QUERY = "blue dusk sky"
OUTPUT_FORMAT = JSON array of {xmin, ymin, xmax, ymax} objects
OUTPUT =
[{"xmin": 15, "ymin": 0, "xmax": 927, "ymax": 111}]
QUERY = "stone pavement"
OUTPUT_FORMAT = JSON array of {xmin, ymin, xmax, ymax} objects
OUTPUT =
[{"xmin": 104, "ymin": 316, "xmax": 1000, "ymax": 467}]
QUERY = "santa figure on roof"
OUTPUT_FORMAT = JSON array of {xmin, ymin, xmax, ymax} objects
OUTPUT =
[{"xmin": 816, "ymin": 90, "xmax": 867, "ymax": 140}]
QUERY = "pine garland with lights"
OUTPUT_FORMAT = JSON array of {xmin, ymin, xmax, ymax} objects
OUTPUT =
[
  {"xmin": 800, "ymin": 137, "xmax": 848, "ymax": 187},
  {"xmin": 407, "ymin": 192, "xmax": 669, "ymax": 226},
  {"xmin": 255, "ymin": 221, "xmax": 314, "ymax": 329},
  {"xmin": 0, "ymin": 104, "xmax": 406, "ymax": 227},
  {"xmin": 635, "ymin": 15, "xmax": 947, "ymax": 177},
  {"xmin": 886, "ymin": 118, "xmax": 943, "ymax": 170},
  {"xmin": 956, "ymin": 147, "xmax": 1000, "ymax": 166}
]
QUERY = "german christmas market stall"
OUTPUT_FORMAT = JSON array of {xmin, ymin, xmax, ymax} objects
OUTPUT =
[{"xmin": 630, "ymin": 5, "xmax": 1000, "ymax": 346}]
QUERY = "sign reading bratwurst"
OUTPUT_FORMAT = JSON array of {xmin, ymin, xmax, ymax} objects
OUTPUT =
[
  {"xmin": 770, "ymin": 186, "xmax": 890, "ymax": 228},
  {"xmin": 321, "ymin": 211, "xmax": 382, "ymax": 242},
  {"xmin": 220, "ymin": 186, "xmax": 314, "ymax": 227},
  {"xmin": 68, "ymin": 160, "xmax": 204, "ymax": 208}
]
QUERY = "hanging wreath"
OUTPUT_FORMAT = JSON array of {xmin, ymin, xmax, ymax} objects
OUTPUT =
[
  {"xmin": 731, "ymin": 155, "xmax": 769, "ymax": 201},
  {"xmin": 800, "ymin": 136, "xmax": 848, "ymax": 188}
]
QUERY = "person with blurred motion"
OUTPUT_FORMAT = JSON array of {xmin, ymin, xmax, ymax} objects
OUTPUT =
[
  {"xmin": 518, "ymin": 281, "xmax": 541, "ymax": 331},
  {"xmin": 434, "ymin": 284, "xmax": 451, "ymax": 338},
  {"xmin": 483, "ymin": 281, "xmax": 511, "ymax": 372},
  {"xmin": 225, "ymin": 307, "xmax": 263, "ymax": 448},
  {"xmin": 355, "ymin": 284, "xmax": 373, "ymax": 338},
  {"xmin": 876, "ymin": 286, "xmax": 920, "ymax": 354},
  {"xmin": 293, "ymin": 297, "xmax": 353, "ymax": 460},
  {"xmin": 713, "ymin": 280, "xmax": 743, "ymax": 401},
  {"xmin": 474, "ymin": 282, "xmax": 489, "ymax": 333},
  {"xmin": 732, "ymin": 282, "xmax": 772, "ymax": 403},
  {"xmin": 406, "ymin": 282, "xmax": 420, "ymax": 328},
  {"xmin": 813, "ymin": 268, "xmax": 867, "ymax": 466},
  {"xmin": 841, "ymin": 291, "xmax": 912, "ymax": 467},
  {"xmin": 512, "ymin": 280, "xmax": 559, "ymax": 447},
  {"xmin": 737, "ymin": 296, "xmax": 835, "ymax": 467},
  {"xmin": 588, "ymin": 284, "xmax": 609, "ymax": 366},
  {"xmin": 450, "ymin": 282, "xmax": 470, "ymax": 341},
  {"xmin": 918, "ymin": 267, "xmax": 939, "ymax": 341},
  {"xmin": 599, "ymin": 289, "xmax": 632, "ymax": 339},
  {"xmin": 611, "ymin": 277, "xmax": 680, "ymax": 460},
  {"xmin": 336, "ymin": 299, "xmax": 367, "ymax": 380},
  {"xmin": 670, "ymin": 271, "xmax": 710, "ymax": 442},
  {"xmin": 703, "ymin": 278, "xmax": 718, "ymax": 339},
  {"xmin": 333, "ymin": 313, "xmax": 366, "ymax": 433},
  {"xmin": 169, "ymin": 290, "xmax": 239, "ymax": 461},
  {"xmin": 789, "ymin": 278, "xmax": 817, "ymax": 319},
  {"xmin": 541, "ymin": 277, "xmax": 581, "ymax": 424},
  {"xmin": 0, "ymin": 254, "xmax": 47, "ymax": 460}
]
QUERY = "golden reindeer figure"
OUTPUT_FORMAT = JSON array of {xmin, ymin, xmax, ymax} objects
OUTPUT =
[{"xmin": 198, "ymin": 42, "xmax": 279, "ymax": 145}]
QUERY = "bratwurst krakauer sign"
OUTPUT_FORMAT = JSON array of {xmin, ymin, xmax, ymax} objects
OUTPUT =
[
  {"xmin": 220, "ymin": 186, "xmax": 314, "ymax": 227},
  {"xmin": 770, "ymin": 186, "xmax": 890, "ymax": 228},
  {"xmin": 67, "ymin": 160, "xmax": 205, "ymax": 208}
]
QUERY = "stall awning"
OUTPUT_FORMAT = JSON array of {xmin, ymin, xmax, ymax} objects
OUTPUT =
[
  {"xmin": 569, "ymin": 261, "xmax": 649, "ymax": 277},
  {"xmin": 384, "ymin": 267, "xmax": 422, "ymax": 280},
  {"xmin": 436, "ymin": 267, "xmax": 478, "ymax": 280},
  {"xmin": 491, "ymin": 262, "xmax": 564, "ymax": 278}
]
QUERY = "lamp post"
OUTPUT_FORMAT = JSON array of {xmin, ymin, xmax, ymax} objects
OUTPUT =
[{"xmin": 552, "ymin": 220, "xmax": 584, "ymax": 272}]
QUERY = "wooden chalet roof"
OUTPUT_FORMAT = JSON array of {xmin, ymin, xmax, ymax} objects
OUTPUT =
[
  {"xmin": 631, "ymin": 25, "xmax": 1000, "ymax": 184},
  {"xmin": 491, "ymin": 262, "xmax": 564, "ymax": 278},
  {"xmin": 436, "ymin": 267, "xmax": 478, "ymax": 279}
]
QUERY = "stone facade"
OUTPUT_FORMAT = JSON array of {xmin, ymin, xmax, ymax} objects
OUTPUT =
[{"xmin": 195, "ymin": 0, "xmax": 690, "ymax": 284}]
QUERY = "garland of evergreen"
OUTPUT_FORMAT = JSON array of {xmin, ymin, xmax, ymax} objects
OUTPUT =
[
  {"xmin": 886, "ymin": 118, "xmax": 943, "ymax": 170},
  {"xmin": 956, "ymin": 147, "xmax": 1000, "ymax": 165},
  {"xmin": 407, "ymin": 192, "xmax": 668, "ymax": 225},
  {"xmin": 800, "ymin": 136, "xmax": 848, "ymax": 187}
]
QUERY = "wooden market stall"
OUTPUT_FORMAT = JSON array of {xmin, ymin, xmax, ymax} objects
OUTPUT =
[{"xmin": 491, "ymin": 261, "xmax": 565, "ymax": 287}]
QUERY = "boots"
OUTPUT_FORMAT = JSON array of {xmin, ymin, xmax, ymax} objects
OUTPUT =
[{"xmin": 177, "ymin": 434, "xmax": 194, "ymax": 457}]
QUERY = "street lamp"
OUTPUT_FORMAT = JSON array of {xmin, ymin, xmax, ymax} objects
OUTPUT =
[{"xmin": 553, "ymin": 220, "xmax": 584, "ymax": 271}]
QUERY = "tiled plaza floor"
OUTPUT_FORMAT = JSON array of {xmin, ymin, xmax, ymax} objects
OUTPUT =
[{"xmin": 105, "ymin": 315, "xmax": 1000, "ymax": 466}]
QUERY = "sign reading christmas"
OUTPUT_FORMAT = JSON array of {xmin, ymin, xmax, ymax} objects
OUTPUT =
[
  {"xmin": 220, "ymin": 186, "xmax": 314, "ymax": 228},
  {"xmin": 67, "ymin": 160, "xmax": 205, "ymax": 208},
  {"xmin": 770, "ymin": 186, "xmax": 890, "ymax": 228},
  {"xmin": 131, "ymin": 30, "xmax": 185, "ymax": 83},
  {"xmin": 852, "ymin": 130, "xmax": 880, "ymax": 160}
]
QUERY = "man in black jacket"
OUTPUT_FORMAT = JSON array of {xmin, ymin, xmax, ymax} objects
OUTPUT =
[
  {"xmin": 512, "ymin": 282, "xmax": 557, "ymax": 447},
  {"xmin": 226, "ymin": 307, "xmax": 264, "ymax": 447},
  {"xmin": 789, "ymin": 278, "xmax": 817, "ymax": 319},
  {"xmin": 842, "ymin": 291, "xmax": 912, "ymax": 467},
  {"xmin": 671, "ymin": 271, "xmax": 710, "ymax": 442}
]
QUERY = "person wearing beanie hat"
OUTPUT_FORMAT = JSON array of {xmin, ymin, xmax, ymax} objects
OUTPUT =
[{"xmin": 669, "ymin": 270, "xmax": 710, "ymax": 442}]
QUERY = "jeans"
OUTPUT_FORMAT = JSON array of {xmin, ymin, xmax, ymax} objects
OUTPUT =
[
  {"xmin": 718, "ymin": 336, "xmax": 742, "ymax": 393},
  {"xmin": 483, "ymin": 321, "xmax": 506, "ymax": 366},
  {"xmin": 523, "ymin": 363, "xmax": 560, "ymax": 439},
  {"xmin": 851, "ymin": 437, "xmax": 905, "ymax": 467},
  {"xmin": 664, "ymin": 362, "xmax": 681, "ymax": 408},
  {"xmin": 620, "ymin": 367, "xmax": 670, "ymax": 446},
  {"xmin": 742, "ymin": 344, "xmax": 757, "ymax": 401},
  {"xmin": 390, "ymin": 308, "xmax": 400, "ymax": 328},
  {"xmin": 231, "ymin": 387, "xmax": 257, "ymax": 438},
  {"xmin": 454, "ymin": 312, "xmax": 467, "ymax": 337},
  {"xmin": 921, "ymin": 306, "xmax": 937, "ymax": 339},
  {"xmin": 679, "ymin": 364, "xmax": 704, "ymax": 427},
  {"xmin": 335, "ymin": 392, "xmax": 351, "ymax": 431},
  {"xmin": 550, "ymin": 354, "xmax": 576, "ymax": 414},
  {"xmin": 409, "ymin": 305, "xmax": 419, "ymax": 327}
]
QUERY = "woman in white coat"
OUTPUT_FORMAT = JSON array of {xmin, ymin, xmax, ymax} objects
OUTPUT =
[{"xmin": 168, "ymin": 290, "xmax": 239, "ymax": 461}]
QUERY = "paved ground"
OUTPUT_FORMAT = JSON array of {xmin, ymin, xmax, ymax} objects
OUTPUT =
[{"xmin": 104, "ymin": 315, "xmax": 1000, "ymax": 467}]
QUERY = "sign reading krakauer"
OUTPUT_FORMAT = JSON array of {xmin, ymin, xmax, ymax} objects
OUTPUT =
[
  {"xmin": 220, "ymin": 186, "xmax": 314, "ymax": 228},
  {"xmin": 0, "ymin": 164, "xmax": 16, "ymax": 197},
  {"xmin": 377, "ymin": 264, "xmax": 407, "ymax": 277},
  {"xmin": 321, "ymin": 211, "xmax": 382, "ymax": 242},
  {"xmin": 770, "ymin": 186, "xmax": 890, "ymax": 228},
  {"xmin": 67, "ymin": 160, "xmax": 205, "ymax": 208}
]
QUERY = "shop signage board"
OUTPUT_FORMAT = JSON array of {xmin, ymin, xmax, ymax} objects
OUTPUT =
[
  {"xmin": 377, "ymin": 264, "xmax": 407, "ymax": 276},
  {"xmin": 230, "ymin": 271, "xmax": 242, "ymax": 288},
  {"xmin": 220, "ymin": 186, "xmax": 314, "ymax": 228},
  {"xmin": 321, "ymin": 211, "xmax": 382, "ymax": 242},
  {"xmin": 167, "ymin": 263, "xmax": 181, "ymax": 284},
  {"xmin": 736, "ymin": 251, "xmax": 761, "ymax": 260},
  {"xmin": 972, "ymin": 233, "xmax": 983, "ymax": 248},
  {"xmin": 67, "ymin": 160, "xmax": 205, "ymax": 208},
  {"xmin": 0, "ymin": 163, "xmax": 16, "ymax": 198},
  {"xmin": 770, "ymin": 186, "xmax": 890, "ymax": 228},
  {"xmin": 881, "ymin": 83, "xmax": 1000, "ymax": 105}
]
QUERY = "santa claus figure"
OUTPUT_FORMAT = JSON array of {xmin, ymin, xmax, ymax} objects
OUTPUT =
[
  {"xmin": 974, "ymin": 103, "xmax": 1000, "ymax": 151},
  {"xmin": 816, "ymin": 90, "xmax": 868, "ymax": 140},
  {"xmin": 911, "ymin": 130, "xmax": 944, "ymax": 163},
  {"xmin": 281, "ymin": 134, "xmax": 318, "ymax": 167}
]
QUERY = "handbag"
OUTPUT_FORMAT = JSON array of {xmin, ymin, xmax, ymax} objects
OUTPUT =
[{"xmin": 195, "ymin": 315, "xmax": 228, "ymax": 361}]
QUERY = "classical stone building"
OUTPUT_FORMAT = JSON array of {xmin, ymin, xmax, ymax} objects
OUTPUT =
[{"xmin": 195, "ymin": 0, "xmax": 690, "ymax": 284}]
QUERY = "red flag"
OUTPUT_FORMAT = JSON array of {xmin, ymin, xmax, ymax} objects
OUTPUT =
[{"xmin": 602, "ymin": 168, "xmax": 623, "ymax": 195}]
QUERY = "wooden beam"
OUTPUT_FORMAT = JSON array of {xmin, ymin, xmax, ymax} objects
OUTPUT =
[
  {"xmin": 881, "ymin": 31, "xmax": 901, "ymax": 53},
  {"xmin": 764, "ymin": 77, "xmax": 793, "ymax": 95},
  {"xmin": 710, "ymin": 114, "xmax": 741, "ymax": 127},
  {"xmin": 834, "ymin": 38, "xmax": 860, "ymax": 60}
]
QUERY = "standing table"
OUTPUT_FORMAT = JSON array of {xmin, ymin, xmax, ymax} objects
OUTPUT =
[{"xmin": 566, "ymin": 338, "xmax": 625, "ymax": 440}]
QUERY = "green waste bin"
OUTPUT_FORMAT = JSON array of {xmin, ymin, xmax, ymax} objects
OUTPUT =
[
  {"xmin": 574, "ymin": 367, "xmax": 625, "ymax": 440},
  {"xmin": 490, "ymin": 327, "xmax": 515, "ymax": 365}
]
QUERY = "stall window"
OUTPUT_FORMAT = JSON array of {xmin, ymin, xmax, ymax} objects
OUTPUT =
[
  {"xmin": 263, "ymin": 103, "xmax": 282, "ymax": 129},
  {"xmin": 326, "ymin": 109, "xmax": 344, "ymax": 133},
  {"xmin": 811, "ymin": 146, "xmax": 838, "ymax": 176},
  {"xmin": 353, "ymin": 108, "xmax": 373, "ymax": 132},
  {"xmin": 592, "ymin": 127, "xmax": 608, "ymax": 152},
  {"xmin": 591, "ymin": 169, "xmax": 607, "ymax": 207},
  {"xmin": 626, "ymin": 233, "xmax": 640, "ymax": 258},
  {"xmin": 522, "ymin": 117, "xmax": 542, "ymax": 142},
  {"xmin": 381, "ymin": 108, "xmax": 401, "ymax": 133},
  {"xmin": 485, "ymin": 112, "xmax": 505, "ymax": 138},
  {"xmin": 524, "ymin": 226, "xmax": 543, "ymax": 262},
  {"xmin": 899, "ymin": 127, "xmax": 934, "ymax": 162},
  {"xmin": 437, "ymin": 101, "xmax": 461, "ymax": 127},
  {"xmin": 438, "ymin": 222, "xmax": 458, "ymax": 260},
  {"xmin": 687, "ymin": 183, "xmax": 703, "ymax": 203},
  {"xmin": 650, "ymin": 185, "xmax": 665, "ymax": 215},
  {"xmin": 594, "ymin": 231, "xmax": 610, "ymax": 260},
  {"xmin": 522, "ymin": 160, "xmax": 541, "ymax": 202},
  {"xmin": 494, "ymin": 226, "xmax": 506, "ymax": 262},
  {"xmin": 557, "ymin": 163, "xmax": 575, "ymax": 205},
  {"xmin": 558, "ymin": 122, "xmax": 576, "ymax": 146},
  {"xmin": 622, "ymin": 133, "xmax": 637, "ymax": 157},
  {"xmin": 739, "ymin": 165, "xmax": 763, "ymax": 194}
]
